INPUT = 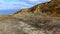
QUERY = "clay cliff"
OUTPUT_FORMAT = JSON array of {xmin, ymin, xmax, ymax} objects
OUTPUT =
[{"xmin": 14, "ymin": 0, "xmax": 60, "ymax": 17}]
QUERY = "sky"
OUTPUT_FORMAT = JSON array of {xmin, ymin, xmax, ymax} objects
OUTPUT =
[{"xmin": 0, "ymin": 0, "xmax": 51, "ymax": 14}]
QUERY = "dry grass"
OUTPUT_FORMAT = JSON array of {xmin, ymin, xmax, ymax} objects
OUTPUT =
[
  {"xmin": 14, "ymin": 14, "xmax": 60, "ymax": 34},
  {"xmin": 0, "ymin": 15, "xmax": 60, "ymax": 34}
]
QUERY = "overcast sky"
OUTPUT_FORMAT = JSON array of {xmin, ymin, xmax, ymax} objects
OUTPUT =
[{"xmin": 0, "ymin": 0, "xmax": 51, "ymax": 14}]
